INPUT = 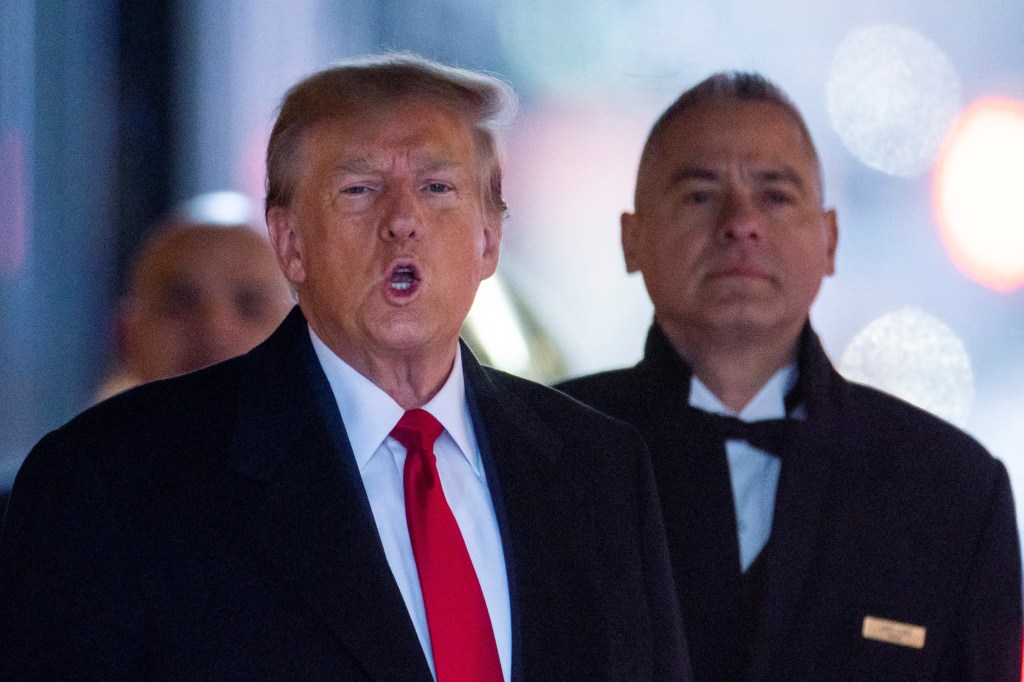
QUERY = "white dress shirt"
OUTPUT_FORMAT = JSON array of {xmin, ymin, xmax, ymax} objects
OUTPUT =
[
  {"xmin": 309, "ymin": 328, "xmax": 512, "ymax": 682},
  {"xmin": 689, "ymin": 364, "xmax": 800, "ymax": 572}
]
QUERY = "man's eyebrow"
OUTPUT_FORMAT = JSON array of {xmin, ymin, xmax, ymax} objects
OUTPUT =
[
  {"xmin": 668, "ymin": 167, "xmax": 718, "ymax": 185},
  {"xmin": 332, "ymin": 158, "xmax": 375, "ymax": 174},
  {"xmin": 331, "ymin": 156, "xmax": 463, "ymax": 174},
  {"xmin": 756, "ymin": 167, "xmax": 805, "ymax": 189},
  {"xmin": 413, "ymin": 155, "xmax": 461, "ymax": 173}
]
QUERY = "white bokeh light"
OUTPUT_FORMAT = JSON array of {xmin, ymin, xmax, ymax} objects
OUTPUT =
[
  {"xmin": 827, "ymin": 24, "xmax": 962, "ymax": 177},
  {"xmin": 839, "ymin": 306, "xmax": 974, "ymax": 428}
]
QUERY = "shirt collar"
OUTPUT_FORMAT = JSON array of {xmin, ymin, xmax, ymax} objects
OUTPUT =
[
  {"xmin": 308, "ymin": 327, "xmax": 480, "ymax": 473},
  {"xmin": 689, "ymin": 363, "xmax": 798, "ymax": 421}
]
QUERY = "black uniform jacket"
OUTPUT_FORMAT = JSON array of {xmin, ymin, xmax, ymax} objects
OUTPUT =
[
  {"xmin": 558, "ymin": 323, "xmax": 1021, "ymax": 682},
  {"xmin": 0, "ymin": 308, "xmax": 692, "ymax": 681}
]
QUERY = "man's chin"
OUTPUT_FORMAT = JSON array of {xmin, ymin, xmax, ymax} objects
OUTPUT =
[
  {"xmin": 706, "ymin": 308, "xmax": 805, "ymax": 346},
  {"xmin": 700, "ymin": 302, "xmax": 783, "ymax": 335},
  {"xmin": 372, "ymin": 324, "xmax": 459, "ymax": 358}
]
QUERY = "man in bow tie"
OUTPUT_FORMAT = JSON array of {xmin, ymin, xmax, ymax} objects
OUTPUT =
[
  {"xmin": 0, "ymin": 54, "xmax": 691, "ymax": 681},
  {"xmin": 558, "ymin": 72, "xmax": 1021, "ymax": 681}
]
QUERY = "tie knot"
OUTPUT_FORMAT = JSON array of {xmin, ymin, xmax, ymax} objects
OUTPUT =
[{"xmin": 390, "ymin": 409, "xmax": 444, "ymax": 453}]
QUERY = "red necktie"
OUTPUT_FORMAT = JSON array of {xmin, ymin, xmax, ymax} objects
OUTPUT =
[{"xmin": 391, "ymin": 409, "xmax": 503, "ymax": 682}]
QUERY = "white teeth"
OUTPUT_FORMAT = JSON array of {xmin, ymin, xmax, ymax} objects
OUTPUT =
[{"xmin": 389, "ymin": 265, "xmax": 416, "ymax": 292}]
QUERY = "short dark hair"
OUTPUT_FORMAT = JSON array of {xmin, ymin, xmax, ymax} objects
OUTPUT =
[
  {"xmin": 637, "ymin": 71, "xmax": 822, "ymax": 205},
  {"xmin": 265, "ymin": 53, "xmax": 516, "ymax": 218}
]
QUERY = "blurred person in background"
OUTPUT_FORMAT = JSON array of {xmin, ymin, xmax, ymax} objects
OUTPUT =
[
  {"xmin": 559, "ymin": 71, "xmax": 1021, "ymax": 681},
  {"xmin": 96, "ymin": 191, "xmax": 293, "ymax": 399}
]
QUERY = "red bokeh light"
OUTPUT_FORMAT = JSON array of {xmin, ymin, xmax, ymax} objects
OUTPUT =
[{"xmin": 934, "ymin": 97, "xmax": 1024, "ymax": 291}]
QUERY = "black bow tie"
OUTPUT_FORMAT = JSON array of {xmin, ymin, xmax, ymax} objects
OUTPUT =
[{"xmin": 687, "ymin": 408, "xmax": 795, "ymax": 457}]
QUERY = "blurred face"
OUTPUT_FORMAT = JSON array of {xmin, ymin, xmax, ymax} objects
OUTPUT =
[
  {"xmin": 124, "ymin": 227, "xmax": 293, "ymax": 381},
  {"xmin": 622, "ymin": 99, "xmax": 837, "ymax": 353},
  {"xmin": 266, "ymin": 96, "xmax": 501, "ymax": 368}
]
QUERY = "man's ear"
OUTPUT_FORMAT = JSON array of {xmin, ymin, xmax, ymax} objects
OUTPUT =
[
  {"xmin": 823, "ymin": 208, "xmax": 838, "ymax": 276},
  {"xmin": 266, "ymin": 206, "xmax": 306, "ymax": 285},
  {"xmin": 117, "ymin": 298, "xmax": 141, "ymax": 363},
  {"xmin": 479, "ymin": 213, "xmax": 503, "ymax": 280},
  {"xmin": 621, "ymin": 211, "xmax": 642, "ymax": 274}
]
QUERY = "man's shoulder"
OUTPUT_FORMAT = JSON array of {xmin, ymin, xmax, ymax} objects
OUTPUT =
[
  {"xmin": 26, "ymin": 355, "xmax": 249, "ymax": 492},
  {"xmin": 556, "ymin": 365, "xmax": 645, "ymax": 397},
  {"xmin": 481, "ymin": 365, "xmax": 644, "ymax": 444},
  {"xmin": 554, "ymin": 366, "xmax": 650, "ymax": 423},
  {"xmin": 80, "ymin": 356, "xmax": 243, "ymax": 435},
  {"xmin": 845, "ymin": 379, "xmax": 983, "ymax": 448},
  {"xmin": 838, "ymin": 377, "xmax": 1002, "ymax": 483}
]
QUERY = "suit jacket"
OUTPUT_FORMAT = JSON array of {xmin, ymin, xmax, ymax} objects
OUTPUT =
[
  {"xmin": 558, "ymin": 323, "xmax": 1022, "ymax": 682},
  {"xmin": 0, "ymin": 308, "xmax": 691, "ymax": 681}
]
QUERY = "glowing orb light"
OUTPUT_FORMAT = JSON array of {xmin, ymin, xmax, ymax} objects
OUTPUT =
[
  {"xmin": 827, "ymin": 24, "xmax": 961, "ymax": 177},
  {"xmin": 839, "ymin": 307, "xmax": 974, "ymax": 428},
  {"xmin": 934, "ymin": 97, "xmax": 1024, "ymax": 291}
]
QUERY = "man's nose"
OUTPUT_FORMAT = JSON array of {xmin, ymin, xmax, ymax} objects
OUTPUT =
[
  {"xmin": 194, "ymin": 302, "xmax": 240, "ymax": 350},
  {"xmin": 380, "ymin": 186, "xmax": 422, "ymax": 242},
  {"xmin": 717, "ymin": 193, "xmax": 764, "ymax": 243}
]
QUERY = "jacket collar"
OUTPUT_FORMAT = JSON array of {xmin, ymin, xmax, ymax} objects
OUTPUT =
[
  {"xmin": 639, "ymin": 321, "xmax": 836, "ymax": 418},
  {"xmin": 224, "ymin": 306, "xmax": 433, "ymax": 681}
]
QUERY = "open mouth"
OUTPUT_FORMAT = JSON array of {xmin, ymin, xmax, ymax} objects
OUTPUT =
[{"xmin": 388, "ymin": 263, "xmax": 420, "ymax": 294}]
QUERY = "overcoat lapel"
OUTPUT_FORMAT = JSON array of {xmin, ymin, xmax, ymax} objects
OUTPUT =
[
  {"xmin": 745, "ymin": 329, "xmax": 844, "ymax": 682},
  {"xmin": 460, "ymin": 344, "xmax": 562, "ymax": 682},
  {"xmin": 222, "ymin": 308, "xmax": 432, "ymax": 681},
  {"xmin": 637, "ymin": 329, "xmax": 743, "ymax": 681}
]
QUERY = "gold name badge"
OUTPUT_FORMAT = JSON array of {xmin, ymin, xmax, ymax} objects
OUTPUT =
[{"xmin": 862, "ymin": 615, "xmax": 926, "ymax": 649}]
